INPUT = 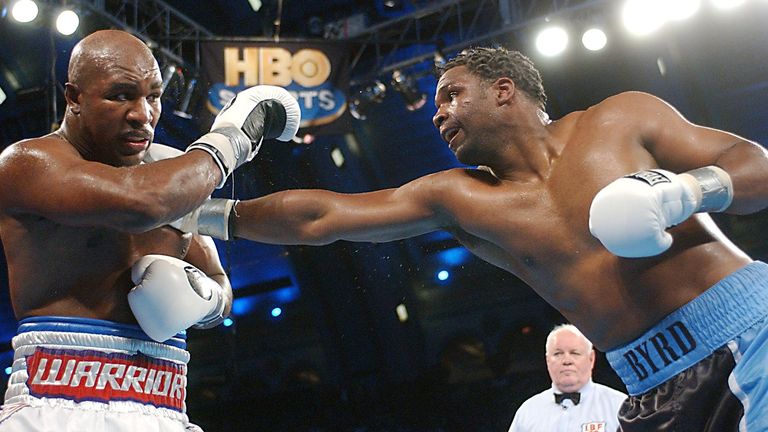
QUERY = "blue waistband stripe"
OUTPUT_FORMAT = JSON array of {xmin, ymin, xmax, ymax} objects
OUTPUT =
[{"xmin": 17, "ymin": 316, "xmax": 187, "ymax": 349}]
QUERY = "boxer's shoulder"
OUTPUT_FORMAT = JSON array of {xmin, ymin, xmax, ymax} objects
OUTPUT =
[
  {"xmin": 589, "ymin": 91, "xmax": 675, "ymax": 125},
  {"xmin": 408, "ymin": 167, "xmax": 494, "ymax": 196},
  {"xmin": 0, "ymin": 133, "xmax": 84, "ymax": 169}
]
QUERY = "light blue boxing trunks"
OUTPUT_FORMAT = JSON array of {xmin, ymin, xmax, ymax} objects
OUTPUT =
[{"xmin": 606, "ymin": 261, "xmax": 768, "ymax": 431}]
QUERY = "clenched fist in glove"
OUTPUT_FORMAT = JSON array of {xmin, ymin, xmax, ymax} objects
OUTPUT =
[
  {"xmin": 128, "ymin": 255, "xmax": 229, "ymax": 342},
  {"xmin": 187, "ymin": 85, "xmax": 301, "ymax": 188},
  {"xmin": 589, "ymin": 166, "xmax": 733, "ymax": 258}
]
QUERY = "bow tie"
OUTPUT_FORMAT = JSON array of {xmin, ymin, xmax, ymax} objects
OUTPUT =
[{"xmin": 554, "ymin": 392, "xmax": 581, "ymax": 405}]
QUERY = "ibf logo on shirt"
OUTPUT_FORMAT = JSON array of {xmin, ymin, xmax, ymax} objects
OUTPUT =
[{"xmin": 581, "ymin": 422, "xmax": 606, "ymax": 431}]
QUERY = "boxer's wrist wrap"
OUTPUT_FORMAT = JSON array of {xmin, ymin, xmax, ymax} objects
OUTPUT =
[
  {"xmin": 187, "ymin": 126, "xmax": 252, "ymax": 189},
  {"xmin": 228, "ymin": 200, "xmax": 240, "ymax": 239},
  {"xmin": 197, "ymin": 199, "xmax": 237, "ymax": 240},
  {"xmin": 684, "ymin": 165, "xmax": 733, "ymax": 213}
]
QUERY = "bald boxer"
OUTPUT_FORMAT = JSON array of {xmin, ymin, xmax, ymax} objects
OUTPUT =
[
  {"xmin": 509, "ymin": 324, "xmax": 626, "ymax": 432},
  {"xmin": 0, "ymin": 29, "xmax": 299, "ymax": 431},
  {"xmin": 179, "ymin": 46, "xmax": 768, "ymax": 430}
]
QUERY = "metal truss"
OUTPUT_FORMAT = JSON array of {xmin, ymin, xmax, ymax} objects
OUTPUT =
[
  {"xmin": 342, "ymin": 0, "xmax": 609, "ymax": 82},
  {"xmin": 72, "ymin": 0, "xmax": 213, "ymax": 70},
  {"xmin": 67, "ymin": 0, "xmax": 609, "ymax": 80}
]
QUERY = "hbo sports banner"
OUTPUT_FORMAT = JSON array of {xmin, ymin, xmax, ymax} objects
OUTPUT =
[{"xmin": 200, "ymin": 41, "xmax": 351, "ymax": 136}]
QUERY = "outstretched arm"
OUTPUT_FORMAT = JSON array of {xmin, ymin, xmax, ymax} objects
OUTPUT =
[{"xmin": 230, "ymin": 184, "xmax": 446, "ymax": 245}]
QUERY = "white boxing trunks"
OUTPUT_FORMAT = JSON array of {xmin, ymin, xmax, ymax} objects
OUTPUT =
[{"xmin": 0, "ymin": 316, "xmax": 202, "ymax": 432}]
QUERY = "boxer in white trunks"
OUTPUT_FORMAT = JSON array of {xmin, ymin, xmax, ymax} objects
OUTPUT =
[{"xmin": 0, "ymin": 29, "xmax": 300, "ymax": 431}]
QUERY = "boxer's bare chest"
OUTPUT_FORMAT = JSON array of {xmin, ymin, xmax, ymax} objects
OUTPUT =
[
  {"xmin": 445, "ymin": 172, "xmax": 600, "ymax": 283},
  {"xmin": 6, "ymin": 216, "xmax": 192, "ymax": 318}
]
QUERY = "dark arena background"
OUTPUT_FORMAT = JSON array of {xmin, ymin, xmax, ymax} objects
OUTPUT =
[{"xmin": 1, "ymin": 0, "xmax": 768, "ymax": 430}]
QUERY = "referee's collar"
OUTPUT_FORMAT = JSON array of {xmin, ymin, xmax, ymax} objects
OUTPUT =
[{"xmin": 552, "ymin": 379, "xmax": 594, "ymax": 400}]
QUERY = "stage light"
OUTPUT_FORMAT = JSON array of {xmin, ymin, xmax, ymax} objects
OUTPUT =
[
  {"xmin": 330, "ymin": 147, "xmax": 345, "ymax": 167},
  {"xmin": 349, "ymin": 80, "xmax": 386, "ymax": 120},
  {"xmin": 432, "ymin": 50, "xmax": 447, "ymax": 77},
  {"xmin": 161, "ymin": 65, "xmax": 181, "ymax": 92},
  {"xmin": 55, "ymin": 9, "xmax": 79, "ymax": 36},
  {"xmin": 622, "ymin": 0, "xmax": 666, "ymax": 36},
  {"xmin": 437, "ymin": 270, "xmax": 450, "ymax": 281},
  {"xmin": 11, "ymin": 0, "xmax": 38, "ymax": 23},
  {"xmin": 535, "ymin": 25, "xmax": 569, "ymax": 57},
  {"xmin": 271, "ymin": 307, "xmax": 283, "ymax": 318},
  {"xmin": 581, "ymin": 28, "xmax": 607, "ymax": 51},
  {"xmin": 173, "ymin": 78, "xmax": 197, "ymax": 119},
  {"xmin": 247, "ymin": 0, "xmax": 262, "ymax": 12},
  {"xmin": 665, "ymin": 0, "xmax": 700, "ymax": 21},
  {"xmin": 292, "ymin": 134, "xmax": 315, "ymax": 145},
  {"xmin": 395, "ymin": 304, "xmax": 409, "ymax": 322},
  {"xmin": 711, "ymin": 0, "xmax": 746, "ymax": 10},
  {"xmin": 222, "ymin": 317, "xmax": 234, "ymax": 327},
  {"xmin": 4, "ymin": 367, "xmax": 12, "ymax": 375},
  {"xmin": 391, "ymin": 70, "xmax": 426, "ymax": 111}
]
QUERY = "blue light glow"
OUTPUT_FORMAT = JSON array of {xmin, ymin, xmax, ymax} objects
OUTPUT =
[
  {"xmin": 232, "ymin": 296, "xmax": 259, "ymax": 315},
  {"xmin": 437, "ymin": 247, "xmax": 470, "ymax": 266},
  {"xmin": 437, "ymin": 270, "xmax": 450, "ymax": 281},
  {"xmin": 271, "ymin": 307, "xmax": 282, "ymax": 317},
  {"xmin": 4, "ymin": 366, "xmax": 11, "ymax": 375},
  {"xmin": 274, "ymin": 286, "xmax": 300, "ymax": 303},
  {"xmin": 222, "ymin": 317, "xmax": 234, "ymax": 327}
]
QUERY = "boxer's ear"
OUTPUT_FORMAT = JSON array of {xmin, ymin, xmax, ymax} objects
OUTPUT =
[
  {"xmin": 494, "ymin": 77, "xmax": 515, "ymax": 106},
  {"xmin": 64, "ymin": 82, "xmax": 82, "ymax": 115}
]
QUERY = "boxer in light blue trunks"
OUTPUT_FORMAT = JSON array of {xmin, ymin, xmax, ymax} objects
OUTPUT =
[{"xmin": 161, "ymin": 47, "xmax": 768, "ymax": 429}]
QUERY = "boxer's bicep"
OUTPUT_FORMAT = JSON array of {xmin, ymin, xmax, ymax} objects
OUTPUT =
[
  {"xmin": 0, "ymin": 143, "xmax": 119, "ymax": 220},
  {"xmin": 629, "ymin": 93, "xmax": 750, "ymax": 171},
  {"xmin": 14, "ymin": 156, "xmax": 151, "ymax": 228},
  {"xmin": 632, "ymin": 93, "xmax": 767, "ymax": 214},
  {"xmin": 0, "ymin": 141, "xmax": 214, "ymax": 231}
]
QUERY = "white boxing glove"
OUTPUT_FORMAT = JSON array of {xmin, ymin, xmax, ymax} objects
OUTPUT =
[
  {"xmin": 170, "ymin": 198, "xmax": 237, "ymax": 240},
  {"xmin": 187, "ymin": 85, "xmax": 301, "ymax": 188},
  {"xmin": 589, "ymin": 167, "xmax": 733, "ymax": 258},
  {"xmin": 128, "ymin": 255, "xmax": 227, "ymax": 342}
]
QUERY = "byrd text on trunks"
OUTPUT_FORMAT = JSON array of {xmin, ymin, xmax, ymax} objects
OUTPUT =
[{"xmin": 621, "ymin": 321, "xmax": 697, "ymax": 381}]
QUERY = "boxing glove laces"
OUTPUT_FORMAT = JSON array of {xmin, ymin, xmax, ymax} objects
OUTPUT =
[{"xmin": 589, "ymin": 166, "xmax": 733, "ymax": 258}]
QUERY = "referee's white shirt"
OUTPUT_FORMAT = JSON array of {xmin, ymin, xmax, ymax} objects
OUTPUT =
[{"xmin": 508, "ymin": 380, "xmax": 627, "ymax": 432}]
